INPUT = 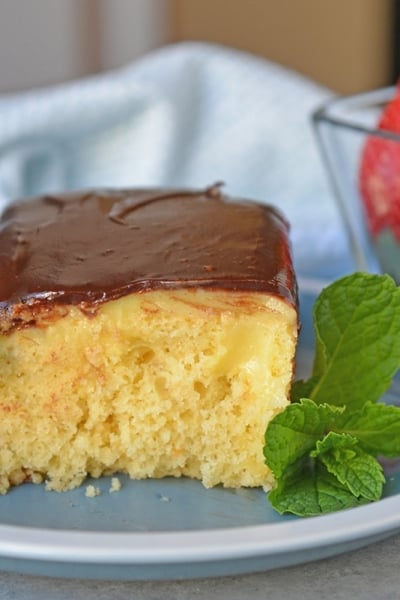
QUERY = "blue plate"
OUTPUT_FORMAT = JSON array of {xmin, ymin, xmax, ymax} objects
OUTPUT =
[{"xmin": 0, "ymin": 285, "xmax": 399, "ymax": 580}]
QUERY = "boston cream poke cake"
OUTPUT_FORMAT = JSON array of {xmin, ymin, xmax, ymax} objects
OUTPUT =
[{"xmin": 0, "ymin": 185, "xmax": 298, "ymax": 494}]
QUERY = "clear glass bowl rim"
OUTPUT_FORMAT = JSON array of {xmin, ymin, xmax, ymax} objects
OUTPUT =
[{"xmin": 312, "ymin": 85, "xmax": 400, "ymax": 142}]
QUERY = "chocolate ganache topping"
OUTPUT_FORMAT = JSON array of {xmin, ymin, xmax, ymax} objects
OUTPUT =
[{"xmin": 0, "ymin": 185, "xmax": 297, "ymax": 312}]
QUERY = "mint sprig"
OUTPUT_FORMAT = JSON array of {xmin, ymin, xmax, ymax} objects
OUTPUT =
[
  {"xmin": 311, "ymin": 432, "xmax": 384, "ymax": 501},
  {"xmin": 264, "ymin": 273, "xmax": 400, "ymax": 517}
]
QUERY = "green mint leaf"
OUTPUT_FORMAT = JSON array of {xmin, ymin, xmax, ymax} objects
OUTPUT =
[
  {"xmin": 311, "ymin": 432, "xmax": 385, "ymax": 501},
  {"xmin": 339, "ymin": 402, "xmax": 400, "ymax": 457},
  {"xmin": 265, "ymin": 272, "xmax": 400, "ymax": 517},
  {"xmin": 306, "ymin": 273, "xmax": 400, "ymax": 409},
  {"xmin": 264, "ymin": 399, "xmax": 344, "ymax": 479},
  {"xmin": 268, "ymin": 456, "xmax": 367, "ymax": 516}
]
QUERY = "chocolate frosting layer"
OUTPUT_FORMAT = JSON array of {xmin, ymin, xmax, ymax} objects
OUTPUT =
[{"xmin": 0, "ymin": 186, "xmax": 297, "ymax": 311}]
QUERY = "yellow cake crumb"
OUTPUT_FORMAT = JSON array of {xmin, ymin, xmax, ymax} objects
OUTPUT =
[
  {"xmin": 85, "ymin": 485, "xmax": 101, "ymax": 498},
  {"xmin": 109, "ymin": 477, "xmax": 122, "ymax": 493}
]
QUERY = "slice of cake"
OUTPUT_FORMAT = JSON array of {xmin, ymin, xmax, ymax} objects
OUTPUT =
[{"xmin": 0, "ymin": 184, "xmax": 298, "ymax": 494}]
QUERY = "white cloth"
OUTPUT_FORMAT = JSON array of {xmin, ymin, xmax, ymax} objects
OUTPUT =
[{"xmin": 0, "ymin": 42, "xmax": 352, "ymax": 282}]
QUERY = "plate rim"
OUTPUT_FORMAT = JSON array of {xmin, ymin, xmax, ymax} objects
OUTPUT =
[{"xmin": 1, "ymin": 492, "xmax": 399, "ymax": 565}]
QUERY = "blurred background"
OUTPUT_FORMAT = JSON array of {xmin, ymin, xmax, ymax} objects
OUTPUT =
[{"xmin": 0, "ymin": 0, "xmax": 397, "ymax": 95}]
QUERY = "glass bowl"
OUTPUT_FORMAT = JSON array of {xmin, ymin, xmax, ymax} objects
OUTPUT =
[{"xmin": 313, "ymin": 86, "xmax": 400, "ymax": 284}]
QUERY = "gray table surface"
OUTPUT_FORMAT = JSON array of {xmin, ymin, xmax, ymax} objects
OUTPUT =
[{"xmin": 1, "ymin": 532, "xmax": 399, "ymax": 600}]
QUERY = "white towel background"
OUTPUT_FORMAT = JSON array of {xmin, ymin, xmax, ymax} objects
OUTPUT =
[{"xmin": 0, "ymin": 42, "xmax": 353, "ymax": 284}]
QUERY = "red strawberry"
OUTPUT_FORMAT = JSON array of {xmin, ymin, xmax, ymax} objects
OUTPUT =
[{"xmin": 359, "ymin": 83, "xmax": 400, "ymax": 240}]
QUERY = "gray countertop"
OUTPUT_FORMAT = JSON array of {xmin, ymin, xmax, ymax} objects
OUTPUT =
[{"xmin": 1, "ymin": 532, "xmax": 399, "ymax": 600}]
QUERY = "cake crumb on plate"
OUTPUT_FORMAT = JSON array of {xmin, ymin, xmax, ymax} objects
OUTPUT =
[
  {"xmin": 109, "ymin": 477, "xmax": 122, "ymax": 493},
  {"xmin": 85, "ymin": 485, "xmax": 101, "ymax": 498}
]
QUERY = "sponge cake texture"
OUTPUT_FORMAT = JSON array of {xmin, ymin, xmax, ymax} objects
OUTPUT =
[{"xmin": 0, "ymin": 186, "xmax": 298, "ymax": 493}]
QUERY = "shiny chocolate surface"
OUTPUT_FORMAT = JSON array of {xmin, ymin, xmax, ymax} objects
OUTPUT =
[{"xmin": 0, "ymin": 185, "xmax": 297, "ymax": 310}]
